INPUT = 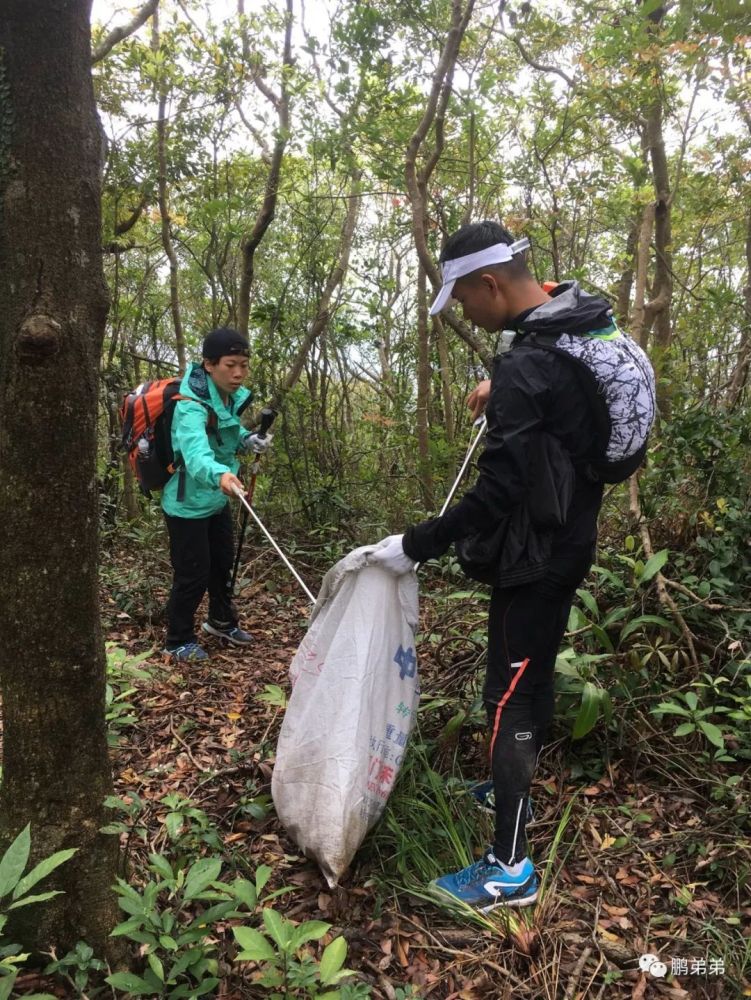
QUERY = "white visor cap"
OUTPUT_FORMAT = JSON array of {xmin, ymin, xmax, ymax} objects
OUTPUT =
[{"xmin": 428, "ymin": 237, "xmax": 530, "ymax": 316}]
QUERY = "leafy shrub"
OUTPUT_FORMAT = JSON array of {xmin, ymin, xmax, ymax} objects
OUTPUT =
[
  {"xmin": 105, "ymin": 643, "xmax": 153, "ymax": 747},
  {"xmin": 233, "ymin": 913, "xmax": 366, "ymax": 998},
  {"xmin": 44, "ymin": 941, "xmax": 107, "ymax": 998},
  {"xmin": 107, "ymin": 855, "xmax": 289, "ymax": 998},
  {"xmin": 0, "ymin": 824, "xmax": 78, "ymax": 1000}
]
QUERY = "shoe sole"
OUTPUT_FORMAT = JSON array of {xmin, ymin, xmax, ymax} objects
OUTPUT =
[
  {"xmin": 201, "ymin": 623, "xmax": 253, "ymax": 646},
  {"xmin": 428, "ymin": 880, "xmax": 539, "ymax": 913},
  {"xmin": 480, "ymin": 886, "xmax": 538, "ymax": 911}
]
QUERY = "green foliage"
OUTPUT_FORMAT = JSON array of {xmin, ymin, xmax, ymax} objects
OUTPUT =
[
  {"xmin": 107, "ymin": 856, "xmax": 283, "ymax": 998},
  {"xmin": 44, "ymin": 941, "xmax": 108, "ymax": 998},
  {"xmin": 553, "ymin": 543, "xmax": 683, "ymax": 739},
  {"xmin": 640, "ymin": 405, "xmax": 751, "ymax": 596},
  {"xmin": 652, "ymin": 665, "xmax": 751, "ymax": 769},
  {"xmin": 102, "ymin": 790, "xmax": 244, "ymax": 873},
  {"xmin": 0, "ymin": 825, "xmax": 77, "ymax": 1000},
  {"xmin": 105, "ymin": 643, "xmax": 153, "ymax": 747},
  {"xmin": 106, "ymin": 849, "xmax": 371, "ymax": 1000},
  {"xmin": 101, "ymin": 519, "xmax": 168, "ymax": 625},
  {"xmin": 653, "ymin": 688, "xmax": 723, "ymax": 744},
  {"xmin": 100, "ymin": 791, "xmax": 149, "ymax": 845},
  {"xmin": 233, "ymin": 914, "xmax": 365, "ymax": 998},
  {"xmin": 157, "ymin": 794, "xmax": 224, "ymax": 860},
  {"xmin": 226, "ymin": 784, "xmax": 273, "ymax": 825},
  {"xmin": 256, "ymin": 684, "xmax": 289, "ymax": 708}
]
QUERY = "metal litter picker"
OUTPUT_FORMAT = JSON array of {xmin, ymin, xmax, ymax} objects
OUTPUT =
[{"xmin": 231, "ymin": 485, "xmax": 316, "ymax": 605}]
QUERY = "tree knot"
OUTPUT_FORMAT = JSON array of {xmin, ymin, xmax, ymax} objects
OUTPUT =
[{"xmin": 17, "ymin": 314, "xmax": 62, "ymax": 363}]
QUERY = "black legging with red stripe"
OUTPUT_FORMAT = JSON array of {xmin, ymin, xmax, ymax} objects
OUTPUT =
[{"xmin": 484, "ymin": 574, "xmax": 580, "ymax": 865}]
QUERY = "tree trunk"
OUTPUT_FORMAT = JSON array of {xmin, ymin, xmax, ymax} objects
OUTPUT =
[
  {"xmin": 122, "ymin": 456, "xmax": 140, "ymax": 521},
  {"xmin": 645, "ymin": 94, "xmax": 672, "ymax": 352},
  {"xmin": 0, "ymin": 0, "xmax": 119, "ymax": 954},
  {"xmin": 727, "ymin": 106, "xmax": 751, "ymax": 411},
  {"xmin": 403, "ymin": 0, "xmax": 492, "ymax": 366},
  {"xmin": 629, "ymin": 198, "xmax": 655, "ymax": 349},
  {"xmin": 153, "ymin": 8, "xmax": 186, "ymax": 370},
  {"xmin": 614, "ymin": 214, "xmax": 639, "ymax": 326},
  {"xmin": 236, "ymin": 0, "xmax": 293, "ymax": 337},
  {"xmin": 433, "ymin": 313, "xmax": 455, "ymax": 447},
  {"xmin": 727, "ymin": 206, "xmax": 751, "ymax": 410},
  {"xmin": 416, "ymin": 265, "xmax": 434, "ymax": 507},
  {"xmin": 639, "ymin": 4, "xmax": 673, "ymax": 414}
]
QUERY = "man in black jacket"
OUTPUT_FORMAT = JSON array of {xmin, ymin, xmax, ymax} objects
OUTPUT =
[{"xmin": 369, "ymin": 221, "xmax": 614, "ymax": 911}]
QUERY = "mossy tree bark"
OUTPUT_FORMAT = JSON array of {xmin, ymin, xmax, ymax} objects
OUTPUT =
[{"xmin": 0, "ymin": 0, "xmax": 119, "ymax": 954}]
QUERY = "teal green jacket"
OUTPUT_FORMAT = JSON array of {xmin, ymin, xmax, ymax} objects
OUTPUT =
[{"xmin": 161, "ymin": 363, "xmax": 253, "ymax": 519}]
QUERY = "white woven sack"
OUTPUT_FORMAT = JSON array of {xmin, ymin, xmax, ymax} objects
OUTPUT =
[{"xmin": 272, "ymin": 546, "xmax": 419, "ymax": 887}]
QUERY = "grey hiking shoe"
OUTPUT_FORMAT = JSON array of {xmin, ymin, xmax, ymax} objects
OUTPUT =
[
  {"xmin": 164, "ymin": 642, "xmax": 209, "ymax": 662},
  {"xmin": 202, "ymin": 621, "xmax": 254, "ymax": 646}
]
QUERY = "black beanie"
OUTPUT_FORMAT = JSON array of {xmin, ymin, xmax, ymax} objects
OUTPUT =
[{"xmin": 202, "ymin": 327, "xmax": 249, "ymax": 361}]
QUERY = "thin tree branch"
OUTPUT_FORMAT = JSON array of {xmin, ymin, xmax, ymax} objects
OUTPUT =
[
  {"xmin": 114, "ymin": 194, "xmax": 148, "ymax": 236},
  {"xmin": 237, "ymin": 0, "xmax": 293, "ymax": 335},
  {"xmin": 497, "ymin": 27, "xmax": 575, "ymax": 88},
  {"xmin": 91, "ymin": 0, "xmax": 158, "ymax": 64}
]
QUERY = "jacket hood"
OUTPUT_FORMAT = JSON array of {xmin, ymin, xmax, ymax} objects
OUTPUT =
[
  {"xmin": 184, "ymin": 362, "xmax": 212, "ymax": 403},
  {"xmin": 514, "ymin": 280, "xmax": 614, "ymax": 337}
]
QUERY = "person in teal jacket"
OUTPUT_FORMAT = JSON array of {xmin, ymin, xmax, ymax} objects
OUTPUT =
[{"xmin": 162, "ymin": 327, "xmax": 269, "ymax": 661}]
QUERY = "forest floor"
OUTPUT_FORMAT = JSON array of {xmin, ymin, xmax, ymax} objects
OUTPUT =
[{"xmin": 19, "ymin": 544, "xmax": 751, "ymax": 999}]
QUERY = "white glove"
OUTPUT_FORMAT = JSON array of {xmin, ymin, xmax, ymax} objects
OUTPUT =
[
  {"xmin": 367, "ymin": 534, "xmax": 416, "ymax": 576},
  {"xmin": 241, "ymin": 431, "xmax": 272, "ymax": 455}
]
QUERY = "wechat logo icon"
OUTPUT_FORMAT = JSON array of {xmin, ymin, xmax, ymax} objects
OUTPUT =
[{"xmin": 639, "ymin": 953, "xmax": 667, "ymax": 978}]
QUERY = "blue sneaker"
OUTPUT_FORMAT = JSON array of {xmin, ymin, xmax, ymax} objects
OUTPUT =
[
  {"xmin": 469, "ymin": 782, "xmax": 535, "ymax": 824},
  {"xmin": 164, "ymin": 642, "xmax": 209, "ymax": 662},
  {"xmin": 202, "ymin": 621, "xmax": 253, "ymax": 646},
  {"xmin": 430, "ymin": 851, "xmax": 538, "ymax": 912}
]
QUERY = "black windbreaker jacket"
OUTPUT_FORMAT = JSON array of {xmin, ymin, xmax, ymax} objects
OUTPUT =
[{"xmin": 403, "ymin": 282, "xmax": 611, "ymax": 589}]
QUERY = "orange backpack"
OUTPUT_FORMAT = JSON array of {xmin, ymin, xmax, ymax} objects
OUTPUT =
[{"xmin": 120, "ymin": 378, "xmax": 216, "ymax": 496}]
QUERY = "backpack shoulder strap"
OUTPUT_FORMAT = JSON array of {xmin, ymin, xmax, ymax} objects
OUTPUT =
[
  {"xmin": 173, "ymin": 395, "xmax": 216, "ymax": 422},
  {"xmin": 236, "ymin": 393, "xmax": 253, "ymax": 417}
]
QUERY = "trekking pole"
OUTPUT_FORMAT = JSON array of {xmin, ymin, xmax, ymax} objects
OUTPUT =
[
  {"xmin": 230, "ymin": 407, "xmax": 276, "ymax": 595},
  {"xmin": 232, "ymin": 485, "xmax": 317, "ymax": 606},
  {"xmin": 413, "ymin": 415, "xmax": 487, "ymax": 573}
]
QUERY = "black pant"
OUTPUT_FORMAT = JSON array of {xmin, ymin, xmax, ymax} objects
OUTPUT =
[
  {"xmin": 484, "ymin": 575, "xmax": 578, "ymax": 865},
  {"xmin": 164, "ymin": 506, "xmax": 238, "ymax": 647}
]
